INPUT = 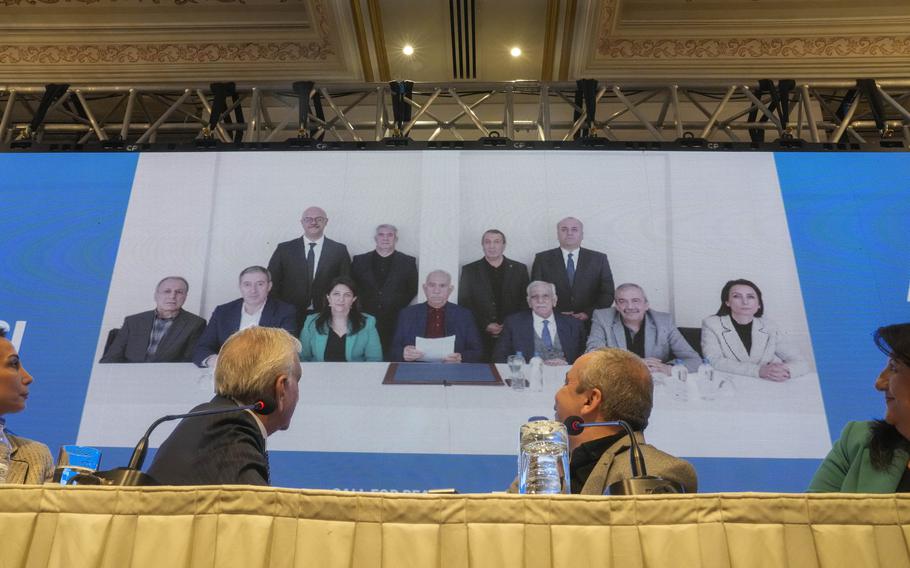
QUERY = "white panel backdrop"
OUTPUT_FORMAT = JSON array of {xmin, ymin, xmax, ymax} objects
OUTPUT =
[{"xmin": 87, "ymin": 150, "xmax": 825, "ymax": 461}]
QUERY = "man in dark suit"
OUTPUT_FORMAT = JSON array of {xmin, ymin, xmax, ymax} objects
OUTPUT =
[
  {"xmin": 493, "ymin": 281, "xmax": 584, "ymax": 364},
  {"xmin": 100, "ymin": 276, "xmax": 206, "ymax": 363},
  {"xmin": 148, "ymin": 326, "xmax": 302, "ymax": 486},
  {"xmin": 267, "ymin": 205, "xmax": 351, "ymax": 331},
  {"xmin": 351, "ymin": 224, "xmax": 418, "ymax": 358},
  {"xmin": 531, "ymin": 216, "xmax": 615, "ymax": 323},
  {"xmin": 458, "ymin": 229, "xmax": 529, "ymax": 362},
  {"xmin": 193, "ymin": 266, "xmax": 297, "ymax": 367},
  {"xmin": 391, "ymin": 270, "xmax": 483, "ymax": 363}
]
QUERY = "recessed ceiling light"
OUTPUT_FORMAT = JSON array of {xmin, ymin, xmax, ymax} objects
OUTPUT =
[
  {"xmin": 510, "ymin": 47, "xmax": 522, "ymax": 57},
  {"xmin": 403, "ymin": 45, "xmax": 415, "ymax": 56}
]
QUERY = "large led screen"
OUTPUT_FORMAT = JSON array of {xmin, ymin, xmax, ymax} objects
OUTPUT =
[{"xmin": 2, "ymin": 150, "xmax": 909, "ymax": 492}]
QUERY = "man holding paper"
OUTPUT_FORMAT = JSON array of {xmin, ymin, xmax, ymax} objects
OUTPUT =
[{"xmin": 391, "ymin": 270, "xmax": 483, "ymax": 363}]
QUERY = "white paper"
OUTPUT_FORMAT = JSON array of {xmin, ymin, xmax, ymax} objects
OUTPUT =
[{"xmin": 415, "ymin": 335, "xmax": 456, "ymax": 362}]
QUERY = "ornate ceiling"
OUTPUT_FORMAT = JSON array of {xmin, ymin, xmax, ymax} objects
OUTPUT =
[{"xmin": 1, "ymin": 0, "xmax": 909, "ymax": 85}]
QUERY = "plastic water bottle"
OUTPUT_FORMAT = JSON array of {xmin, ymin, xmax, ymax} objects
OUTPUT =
[
  {"xmin": 508, "ymin": 351, "xmax": 526, "ymax": 390},
  {"xmin": 528, "ymin": 352, "xmax": 544, "ymax": 392},
  {"xmin": 670, "ymin": 359, "xmax": 689, "ymax": 401},
  {"xmin": 0, "ymin": 424, "xmax": 12, "ymax": 484},
  {"xmin": 698, "ymin": 358, "xmax": 714, "ymax": 382},
  {"xmin": 696, "ymin": 357, "xmax": 720, "ymax": 400},
  {"xmin": 518, "ymin": 420, "xmax": 570, "ymax": 494}
]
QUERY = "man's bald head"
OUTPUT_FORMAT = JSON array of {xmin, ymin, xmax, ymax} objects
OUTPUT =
[
  {"xmin": 301, "ymin": 206, "xmax": 328, "ymax": 239},
  {"xmin": 556, "ymin": 217, "xmax": 584, "ymax": 250}
]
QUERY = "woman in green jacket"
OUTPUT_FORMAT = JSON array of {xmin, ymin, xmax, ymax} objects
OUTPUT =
[
  {"xmin": 299, "ymin": 276, "xmax": 383, "ymax": 362},
  {"xmin": 809, "ymin": 323, "xmax": 910, "ymax": 492}
]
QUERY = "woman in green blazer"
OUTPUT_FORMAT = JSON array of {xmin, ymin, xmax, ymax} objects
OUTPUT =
[
  {"xmin": 299, "ymin": 276, "xmax": 383, "ymax": 362},
  {"xmin": 809, "ymin": 323, "xmax": 910, "ymax": 492}
]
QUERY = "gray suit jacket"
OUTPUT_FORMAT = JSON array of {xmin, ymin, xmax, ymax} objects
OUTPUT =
[
  {"xmin": 580, "ymin": 432, "xmax": 698, "ymax": 495},
  {"xmin": 7, "ymin": 432, "xmax": 54, "ymax": 484},
  {"xmin": 701, "ymin": 315, "xmax": 809, "ymax": 378},
  {"xmin": 587, "ymin": 308, "xmax": 701, "ymax": 371},
  {"xmin": 100, "ymin": 309, "xmax": 206, "ymax": 363}
]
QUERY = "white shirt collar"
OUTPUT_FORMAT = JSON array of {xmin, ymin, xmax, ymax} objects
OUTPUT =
[
  {"xmin": 560, "ymin": 247, "xmax": 579, "ymax": 267},
  {"xmin": 304, "ymin": 235, "xmax": 325, "ymax": 247}
]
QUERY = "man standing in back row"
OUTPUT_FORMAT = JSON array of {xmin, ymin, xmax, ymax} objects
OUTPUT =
[
  {"xmin": 351, "ymin": 224, "xmax": 418, "ymax": 358},
  {"xmin": 458, "ymin": 229, "xmax": 529, "ymax": 361},
  {"xmin": 268, "ymin": 206, "xmax": 351, "ymax": 331},
  {"xmin": 531, "ymin": 217, "xmax": 615, "ymax": 322}
]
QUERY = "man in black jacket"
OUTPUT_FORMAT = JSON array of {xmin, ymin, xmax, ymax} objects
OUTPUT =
[
  {"xmin": 148, "ymin": 326, "xmax": 302, "ymax": 486},
  {"xmin": 351, "ymin": 224, "xmax": 418, "ymax": 359},
  {"xmin": 458, "ymin": 229, "xmax": 529, "ymax": 361}
]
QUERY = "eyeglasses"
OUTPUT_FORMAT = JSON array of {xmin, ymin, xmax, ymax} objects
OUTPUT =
[{"xmin": 303, "ymin": 217, "xmax": 327, "ymax": 224}]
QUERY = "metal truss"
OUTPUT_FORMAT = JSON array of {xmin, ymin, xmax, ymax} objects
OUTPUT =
[{"xmin": 2, "ymin": 80, "xmax": 910, "ymax": 149}]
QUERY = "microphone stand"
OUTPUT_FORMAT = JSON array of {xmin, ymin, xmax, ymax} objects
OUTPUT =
[
  {"xmin": 74, "ymin": 401, "xmax": 267, "ymax": 486},
  {"xmin": 564, "ymin": 417, "xmax": 684, "ymax": 495}
]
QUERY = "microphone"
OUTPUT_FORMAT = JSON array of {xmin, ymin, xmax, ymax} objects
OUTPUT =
[
  {"xmin": 562, "ymin": 416, "xmax": 684, "ymax": 495},
  {"xmin": 80, "ymin": 399, "xmax": 274, "ymax": 486}
]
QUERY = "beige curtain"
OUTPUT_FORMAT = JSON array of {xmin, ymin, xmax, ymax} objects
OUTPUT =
[{"xmin": 3, "ymin": 486, "xmax": 910, "ymax": 568}]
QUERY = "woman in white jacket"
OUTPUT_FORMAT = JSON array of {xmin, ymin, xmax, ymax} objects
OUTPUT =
[{"xmin": 701, "ymin": 279, "xmax": 808, "ymax": 380}]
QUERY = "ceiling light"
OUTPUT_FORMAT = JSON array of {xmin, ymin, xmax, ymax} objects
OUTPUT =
[
  {"xmin": 402, "ymin": 45, "xmax": 415, "ymax": 56},
  {"xmin": 510, "ymin": 47, "xmax": 522, "ymax": 57}
]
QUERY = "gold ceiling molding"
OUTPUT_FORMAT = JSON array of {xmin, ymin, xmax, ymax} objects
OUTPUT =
[
  {"xmin": 0, "ymin": 41, "xmax": 333, "ymax": 64},
  {"xmin": 0, "ymin": 0, "xmax": 368, "ymax": 83},
  {"xmin": 0, "ymin": 0, "xmax": 298, "ymax": 5},
  {"xmin": 595, "ymin": 0, "xmax": 910, "ymax": 60},
  {"xmin": 601, "ymin": 36, "xmax": 910, "ymax": 60}
]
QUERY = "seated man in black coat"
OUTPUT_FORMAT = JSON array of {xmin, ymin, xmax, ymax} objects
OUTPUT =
[
  {"xmin": 101, "ymin": 276, "xmax": 206, "ymax": 363},
  {"xmin": 148, "ymin": 326, "xmax": 302, "ymax": 486}
]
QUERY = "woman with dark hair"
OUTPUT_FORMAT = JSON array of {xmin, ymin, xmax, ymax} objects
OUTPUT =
[
  {"xmin": 298, "ymin": 276, "xmax": 383, "ymax": 362},
  {"xmin": 0, "ymin": 330, "xmax": 54, "ymax": 484},
  {"xmin": 810, "ymin": 323, "xmax": 910, "ymax": 492},
  {"xmin": 700, "ymin": 279, "xmax": 808, "ymax": 380}
]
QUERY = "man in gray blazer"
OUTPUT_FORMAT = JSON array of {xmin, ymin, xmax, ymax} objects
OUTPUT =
[
  {"xmin": 587, "ymin": 283, "xmax": 701, "ymax": 373},
  {"xmin": 554, "ymin": 348, "xmax": 697, "ymax": 494},
  {"xmin": 100, "ymin": 276, "xmax": 206, "ymax": 363}
]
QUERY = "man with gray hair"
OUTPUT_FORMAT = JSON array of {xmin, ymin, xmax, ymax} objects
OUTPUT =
[
  {"xmin": 351, "ymin": 224, "xmax": 418, "ymax": 358},
  {"xmin": 148, "ymin": 326, "xmax": 302, "ymax": 485},
  {"xmin": 101, "ymin": 276, "xmax": 206, "ymax": 363},
  {"xmin": 553, "ymin": 348, "xmax": 697, "ymax": 494},
  {"xmin": 492, "ymin": 280, "xmax": 584, "ymax": 365},
  {"xmin": 391, "ymin": 270, "xmax": 482, "ymax": 363},
  {"xmin": 587, "ymin": 282, "xmax": 701, "ymax": 373}
]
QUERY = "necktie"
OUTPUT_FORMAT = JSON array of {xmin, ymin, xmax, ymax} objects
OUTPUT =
[
  {"xmin": 566, "ymin": 252, "xmax": 576, "ymax": 286},
  {"xmin": 307, "ymin": 242, "xmax": 316, "ymax": 283},
  {"xmin": 542, "ymin": 319, "xmax": 553, "ymax": 349}
]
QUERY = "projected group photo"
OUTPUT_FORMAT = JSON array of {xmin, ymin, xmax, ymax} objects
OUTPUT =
[{"xmin": 77, "ymin": 150, "xmax": 826, "ymax": 490}]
